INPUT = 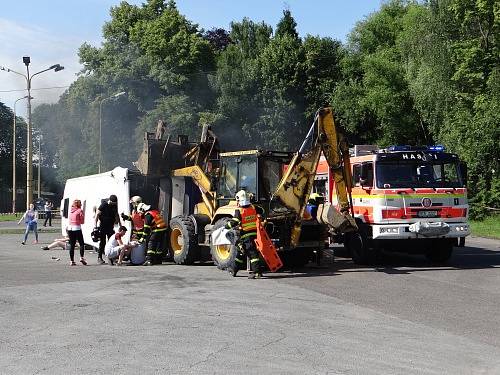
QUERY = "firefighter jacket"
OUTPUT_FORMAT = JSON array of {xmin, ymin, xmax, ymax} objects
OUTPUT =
[
  {"xmin": 225, "ymin": 204, "xmax": 263, "ymax": 241},
  {"xmin": 141, "ymin": 210, "xmax": 167, "ymax": 241},
  {"xmin": 122, "ymin": 211, "xmax": 145, "ymax": 231}
]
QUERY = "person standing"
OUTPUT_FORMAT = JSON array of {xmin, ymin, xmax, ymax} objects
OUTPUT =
[
  {"xmin": 137, "ymin": 203, "xmax": 167, "ymax": 266},
  {"xmin": 17, "ymin": 203, "xmax": 39, "ymax": 245},
  {"xmin": 43, "ymin": 200, "xmax": 54, "ymax": 227},
  {"xmin": 225, "ymin": 190, "xmax": 264, "ymax": 279},
  {"xmin": 120, "ymin": 196, "xmax": 144, "ymax": 239},
  {"xmin": 67, "ymin": 199, "xmax": 87, "ymax": 266},
  {"xmin": 94, "ymin": 194, "xmax": 121, "ymax": 265}
]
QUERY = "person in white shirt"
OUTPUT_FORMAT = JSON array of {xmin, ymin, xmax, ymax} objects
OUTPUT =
[{"xmin": 104, "ymin": 226, "xmax": 133, "ymax": 266}]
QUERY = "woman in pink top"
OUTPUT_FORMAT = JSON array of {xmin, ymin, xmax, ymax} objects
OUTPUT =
[{"xmin": 67, "ymin": 199, "xmax": 86, "ymax": 266}]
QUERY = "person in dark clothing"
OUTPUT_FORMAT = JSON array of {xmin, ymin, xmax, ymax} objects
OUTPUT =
[
  {"xmin": 94, "ymin": 194, "xmax": 121, "ymax": 265},
  {"xmin": 43, "ymin": 200, "xmax": 53, "ymax": 227},
  {"xmin": 136, "ymin": 203, "xmax": 167, "ymax": 266},
  {"xmin": 225, "ymin": 190, "xmax": 264, "ymax": 279}
]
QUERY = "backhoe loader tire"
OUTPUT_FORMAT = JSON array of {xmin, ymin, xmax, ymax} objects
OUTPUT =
[
  {"xmin": 210, "ymin": 218, "xmax": 238, "ymax": 270},
  {"xmin": 170, "ymin": 216, "xmax": 199, "ymax": 265}
]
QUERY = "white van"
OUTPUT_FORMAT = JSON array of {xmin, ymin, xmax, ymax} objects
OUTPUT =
[{"xmin": 60, "ymin": 167, "xmax": 132, "ymax": 246}]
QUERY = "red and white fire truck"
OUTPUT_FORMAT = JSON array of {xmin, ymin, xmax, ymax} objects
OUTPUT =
[{"xmin": 315, "ymin": 145, "xmax": 470, "ymax": 264}]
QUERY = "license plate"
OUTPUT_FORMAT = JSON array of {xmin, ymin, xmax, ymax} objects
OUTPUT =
[{"xmin": 417, "ymin": 210, "xmax": 438, "ymax": 218}]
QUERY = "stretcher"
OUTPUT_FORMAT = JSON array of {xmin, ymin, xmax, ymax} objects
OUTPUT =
[{"xmin": 254, "ymin": 216, "xmax": 283, "ymax": 272}]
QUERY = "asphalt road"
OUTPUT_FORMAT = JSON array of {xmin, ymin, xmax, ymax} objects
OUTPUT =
[{"xmin": 1, "ymin": 232, "xmax": 499, "ymax": 374}]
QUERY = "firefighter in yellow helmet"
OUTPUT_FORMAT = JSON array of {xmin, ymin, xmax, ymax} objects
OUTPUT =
[
  {"xmin": 137, "ymin": 202, "xmax": 167, "ymax": 266},
  {"xmin": 225, "ymin": 190, "xmax": 264, "ymax": 279},
  {"xmin": 304, "ymin": 192, "xmax": 323, "ymax": 220}
]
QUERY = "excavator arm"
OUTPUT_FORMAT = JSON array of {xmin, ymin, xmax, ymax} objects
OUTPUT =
[{"xmin": 272, "ymin": 107, "xmax": 357, "ymax": 248}]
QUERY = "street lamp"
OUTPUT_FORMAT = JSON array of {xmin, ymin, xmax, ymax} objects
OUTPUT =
[
  {"xmin": 12, "ymin": 95, "xmax": 31, "ymax": 213},
  {"xmin": 1, "ymin": 58, "xmax": 64, "ymax": 210},
  {"xmin": 98, "ymin": 91, "xmax": 126, "ymax": 173},
  {"xmin": 37, "ymin": 135, "xmax": 42, "ymax": 199}
]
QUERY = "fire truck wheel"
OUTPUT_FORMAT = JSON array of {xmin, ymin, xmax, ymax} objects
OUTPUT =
[
  {"xmin": 346, "ymin": 226, "xmax": 374, "ymax": 265},
  {"xmin": 210, "ymin": 218, "xmax": 238, "ymax": 270},
  {"xmin": 425, "ymin": 239, "xmax": 453, "ymax": 263},
  {"xmin": 169, "ymin": 216, "xmax": 200, "ymax": 265}
]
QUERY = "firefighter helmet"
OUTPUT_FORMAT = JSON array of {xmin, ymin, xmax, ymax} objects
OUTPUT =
[
  {"xmin": 235, "ymin": 190, "xmax": 251, "ymax": 207},
  {"xmin": 91, "ymin": 227, "xmax": 101, "ymax": 242},
  {"xmin": 308, "ymin": 192, "xmax": 323, "ymax": 205},
  {"xmin": 130, "ymin": 195, "xmax": 142, "ymax": 206},
  {"xmin": 137, "ymin": 202, "xmax": 151, "ymax": 213}
]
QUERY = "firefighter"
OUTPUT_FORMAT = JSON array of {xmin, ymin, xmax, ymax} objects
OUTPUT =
[
  {"xmin": 136, "ymin": 203, "xmax": 167, "ymax": 266},
  {"xmin": 120, "ymin": 196, "xmax": 144, "ymax": 239},
  {"xmin": 225, "ymin": 190, "xmax": 264, "ymax": 279}
]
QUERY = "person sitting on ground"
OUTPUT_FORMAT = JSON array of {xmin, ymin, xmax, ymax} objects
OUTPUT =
[{"xmin": 104, "ymin": 226, "xmax": 134, "ymax": 266}]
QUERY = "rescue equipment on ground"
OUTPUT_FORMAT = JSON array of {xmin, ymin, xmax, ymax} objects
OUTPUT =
[{"xmin": 254, "ymin": 216, "xmax": 283, "ymax": 272}]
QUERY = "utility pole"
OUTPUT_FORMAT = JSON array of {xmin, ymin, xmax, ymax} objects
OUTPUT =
[
  {"xmin": 24, "ymin": 56, "xmax": 33, "ymax": 208},
  {"xmin": 37, "ymin": 137, "xmax": 41, "ymax": 198},
  {"xmin": 12, "ymin": 96, "xmax": 30, "ymax": 213}
]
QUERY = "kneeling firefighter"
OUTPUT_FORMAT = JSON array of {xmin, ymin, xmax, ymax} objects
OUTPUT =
[
  {"xmin": 225, "ymin": 190, "xmax": 264, "ymax": 279},
  {"xmin": 137, "ymin": 203, "xmax": 167, "ymax": 266}
]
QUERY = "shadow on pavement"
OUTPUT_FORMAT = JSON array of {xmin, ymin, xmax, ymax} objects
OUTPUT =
[{"xmin": 331, "ymin": 245, "xmax": 500, "ymax": 276}]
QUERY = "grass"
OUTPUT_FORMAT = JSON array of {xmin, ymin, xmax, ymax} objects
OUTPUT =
[
  {"xmin": 470, "ymin": 215, "xmax": 500, "ymax": 239},
  {"xmin": 0, "ymin": 214, "xmax": 22, "ymax": 222}
]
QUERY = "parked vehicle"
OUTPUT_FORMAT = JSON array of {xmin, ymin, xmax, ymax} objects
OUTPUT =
[
  {"xmin": 316, "ymin": 145, "xmax": 470, "ymax": 263},
  {"xmin": 60, "ymin": 167, "xmax": 157, "ymax": 246}
]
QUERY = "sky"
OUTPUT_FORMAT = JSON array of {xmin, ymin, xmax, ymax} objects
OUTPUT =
[{"xmin": 0, "ymin": 0, "xmax": 381, "ymax": 116}]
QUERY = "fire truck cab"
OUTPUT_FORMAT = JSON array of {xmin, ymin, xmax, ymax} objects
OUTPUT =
[{"xmin": 318, "ymin": 145, "xmax": 470, "ymax": 264}]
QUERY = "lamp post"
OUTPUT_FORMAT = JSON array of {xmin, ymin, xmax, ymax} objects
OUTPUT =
[
  {"xmin": 12, "ymin": 95, "xmax": 30, "ymax": 213},
  {"xmin": 98, "ymin": 91, "xmax": 126, "ymax": 173},
  {"xmin": 1, "ymin": 58, "xmax": 64, "ymax": 210},
  {"xmin": 37, "ymin": 136, "xmax": 42, "ymax": 198}
]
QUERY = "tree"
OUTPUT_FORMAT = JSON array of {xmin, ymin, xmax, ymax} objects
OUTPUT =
[
  {"xmin": 332, "ymin": 0, "xmax": 424, "ymax": 145},
  {"xmin": 203, "ymin": 28, "xmax": 232, "ymax": 51},
  {"xmin": 275, "ymin": 9, "xmax": 299, "ymax": 41}
]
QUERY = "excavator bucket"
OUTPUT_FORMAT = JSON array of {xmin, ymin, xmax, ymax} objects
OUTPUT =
[{"xmin": 254, "ymin": 216, "xmax": 283, "ymax": 272}]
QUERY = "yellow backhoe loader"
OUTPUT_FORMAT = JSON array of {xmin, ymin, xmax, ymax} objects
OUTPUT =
[{"xmin": 134, "ymin": 107, "xmax": 357, "ymax": 269}]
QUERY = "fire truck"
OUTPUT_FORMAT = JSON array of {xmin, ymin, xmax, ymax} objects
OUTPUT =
[{"xmin": 315, "ymin": 145, "xmax": 470, "ymax": 264}]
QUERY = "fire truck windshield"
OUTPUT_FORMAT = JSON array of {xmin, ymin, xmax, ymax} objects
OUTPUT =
[{"xmin": 376, "ymin": 161, "xmax": 463, "ymax": 189}]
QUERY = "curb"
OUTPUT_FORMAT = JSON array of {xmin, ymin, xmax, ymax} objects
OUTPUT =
[{"xmin": 0, "ymin": 228, "xmax": 60, "ymax": 235}]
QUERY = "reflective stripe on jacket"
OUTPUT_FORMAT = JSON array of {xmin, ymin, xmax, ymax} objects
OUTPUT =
[
  {"xmin": 143, "ymin": 210, "xmax": 167, "ymax": 239},
  {"xmin": 226, "ymin": 205, "xmax": 258, "ymax": 240},
  {"xmin": 240, "ymin": 206, "xmax": 257, "ymax": 235}
]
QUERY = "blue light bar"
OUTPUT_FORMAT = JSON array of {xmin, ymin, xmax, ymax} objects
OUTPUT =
[
  {"xmin": 428, "ymin": 144, "xmax": 445, "ymax": 152},
  {"xmin": 387, "ymin": 145, "xmax": 413, "ymax": 152}
]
